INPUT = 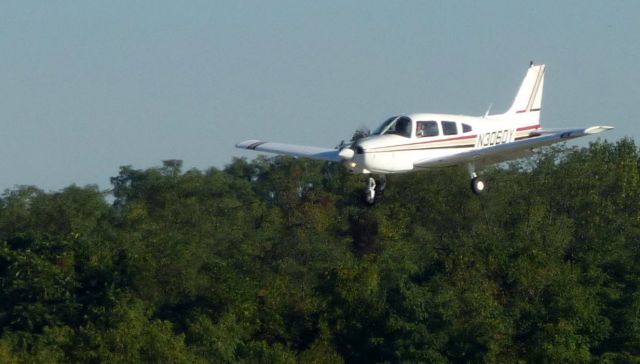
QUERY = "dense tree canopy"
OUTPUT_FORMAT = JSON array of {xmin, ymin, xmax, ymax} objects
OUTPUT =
[{"xmin": 1, "ymin": 139, "xmax": 639, "ymax": 363}]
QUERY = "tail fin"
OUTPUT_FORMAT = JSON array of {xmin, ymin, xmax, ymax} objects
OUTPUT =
[{"xmin": 492, "ymin": 63, "xmax": 545, "ymax": 125}]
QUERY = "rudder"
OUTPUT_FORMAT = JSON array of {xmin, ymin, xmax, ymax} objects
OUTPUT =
[{"xmin": 492, "ymin": 63, "xmax": 545, "ymax": 125}]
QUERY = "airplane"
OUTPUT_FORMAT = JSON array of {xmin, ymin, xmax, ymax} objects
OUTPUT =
[{"xmin": 236, "ymin": 63, "xmax": 613, "ymax": 204}]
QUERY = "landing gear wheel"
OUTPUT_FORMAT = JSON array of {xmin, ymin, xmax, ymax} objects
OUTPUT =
[
  {"xmin": 365, "ymin": 192, "xmax": 376, "ymax": 205},
  {"xmin": 471, "ymin": 177, "xmax": 485, "ymax": 194},
  {"xmin": 365, "ymin": 177, "xmax": 377, "ymax": 205}
]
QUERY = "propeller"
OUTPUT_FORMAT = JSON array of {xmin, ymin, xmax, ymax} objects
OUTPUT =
[{"xmin": 336, "ymin": 126, "xmax": 369, "ymax": 162}]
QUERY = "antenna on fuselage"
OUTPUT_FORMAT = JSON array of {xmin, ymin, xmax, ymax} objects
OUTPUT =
[{"xmin": 483, "ymin": 103, "xmax": 493, "ymax": 118}]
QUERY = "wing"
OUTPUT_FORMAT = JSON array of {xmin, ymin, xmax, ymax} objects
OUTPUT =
[
  {"xmin": 414, "ymin": 125, "xmax": 613, "ymax": 169},
  {"xmin": 236, "ymin": 139, "xmax": 341, "ymax": 162}
]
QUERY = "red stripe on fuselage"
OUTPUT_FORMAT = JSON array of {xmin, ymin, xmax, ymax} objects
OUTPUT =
[
  {"xmin": 516, "ymin": 124, "xmax": 540, "ymax": 131},
  {"xmin": 365, "ymin": 124, "xmax": 540, "ymax": 153}
]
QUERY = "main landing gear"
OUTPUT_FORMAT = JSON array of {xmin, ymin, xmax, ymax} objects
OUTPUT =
[
  {"xmin": 365, "ymin": 175, "xmax": 386, "ymax": 205},
  {"xmin": 468, "ymin": 163, "xmax": 485, "ymax": 194},
  {"xmin": 471, "ymin": 174, "xmax": 485, "ymax": 194},
  {"xmin": 363, "ymin": 167, "xmax": 484, "ymax": 204}
]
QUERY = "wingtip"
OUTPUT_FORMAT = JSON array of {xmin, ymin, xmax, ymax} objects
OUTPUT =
[
  {"xmin": 585, "ymin": 126, "xmax": 614, "ymax": 134},
  {"xmin": 236, "ymin": 140, "xmax": 269, "ymax": 150},
  {"xmin": 236, "ymin": 139, "xmax": 262, "ymax": 149}
]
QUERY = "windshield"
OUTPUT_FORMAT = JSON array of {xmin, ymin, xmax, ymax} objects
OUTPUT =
[
  {"xmin": 371, "ymin": 116, "xmax": 412, "ymax": 137},
  {"xmin": 372, "ymin": 116, "xmax": 398, "ymax": 135}
]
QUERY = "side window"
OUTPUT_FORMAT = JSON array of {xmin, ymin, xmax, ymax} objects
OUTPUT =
[
  {"xmin": 416, "ymin": 121, "xmax": 439, "ymax": 138},
  {"xmin": 442, "ymin": 121, "xmax": 458, "ymax": 135},
  {"xmin": 462, "ymin": 123, "xmax": 472, "ymax": 133}
]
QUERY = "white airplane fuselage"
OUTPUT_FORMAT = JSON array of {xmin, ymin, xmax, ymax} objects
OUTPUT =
[
  {"xmin": 348, "ymin": 113, "xmax": 539, "ymax": 174},
  {"xmin": 236, "ymin": 63, "xmax": 612, "ymax": 203}
]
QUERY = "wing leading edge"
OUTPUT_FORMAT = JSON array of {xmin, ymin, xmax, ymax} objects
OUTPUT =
[
  {"xmin": 414, "ymin": 125, "xmax": 614, "ymax": 169},
  {"xmin": 236, "ymin": 140, "xmax": 341, "ymax": 162}
]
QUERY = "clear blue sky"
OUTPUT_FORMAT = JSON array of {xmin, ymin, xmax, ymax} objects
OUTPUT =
[{"xmin": 1, "ymin": 1, "xmax": 638, "ymax": 191}]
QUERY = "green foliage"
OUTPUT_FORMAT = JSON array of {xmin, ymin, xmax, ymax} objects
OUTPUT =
[{"xmin": 1, "ymin": 141, "xmax": 640, "ymax": 362}]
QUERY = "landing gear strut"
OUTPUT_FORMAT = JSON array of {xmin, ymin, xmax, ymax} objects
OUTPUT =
[{"xmin": 365, "ymin": 175, "xmax": 386, "ymax": 205}]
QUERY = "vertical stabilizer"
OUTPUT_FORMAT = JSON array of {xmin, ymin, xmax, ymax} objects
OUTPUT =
[{"xmin": 492, "ymin": 63, "xmax": 545, "ymax": 125}]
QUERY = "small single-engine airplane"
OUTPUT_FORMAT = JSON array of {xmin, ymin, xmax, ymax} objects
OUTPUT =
[{"xmin": 237, "ymin": 63, "xmax": 613, "ymax": 204}]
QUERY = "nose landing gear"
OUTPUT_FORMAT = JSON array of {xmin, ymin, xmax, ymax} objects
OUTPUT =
[
  {"xmin": 365, "ymin": 175, "xmax": 386, "ymax": 205},
  {"xmin": 365, "ymin": 177, "xmax": 376, "ymax": 204}
]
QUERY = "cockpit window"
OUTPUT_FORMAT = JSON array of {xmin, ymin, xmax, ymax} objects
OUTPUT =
[
  {"xmin": 416, "ymin": 121, "xmax": 439, "ymax": 138},
  {"xmin": 372, "ymin": 116, "xmax": 412, "ymax": 138},
  {"xmin": 442, "ymin": 121, "xmax": 458, "ymax": 135}
]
